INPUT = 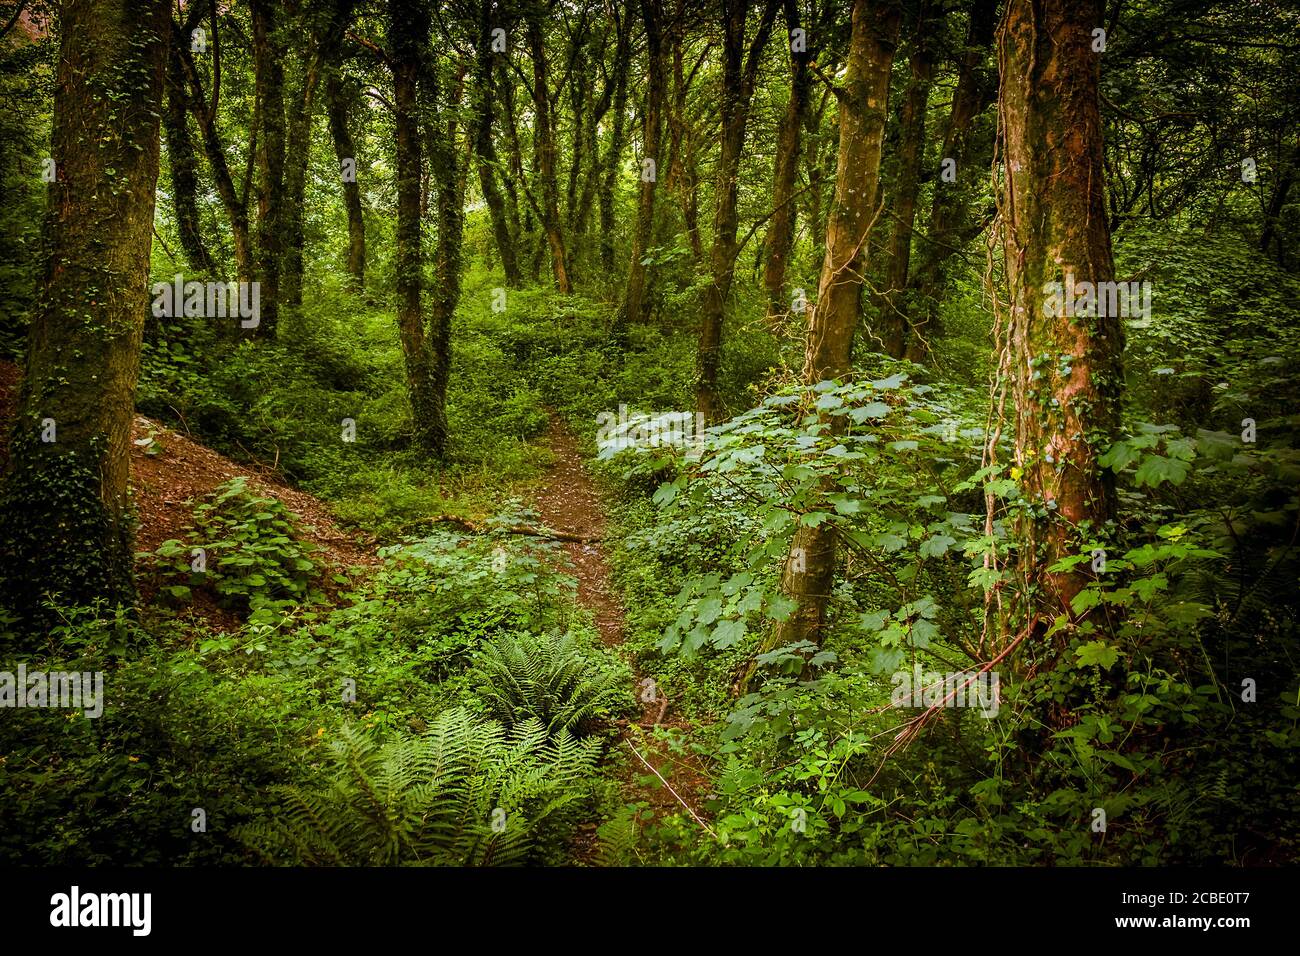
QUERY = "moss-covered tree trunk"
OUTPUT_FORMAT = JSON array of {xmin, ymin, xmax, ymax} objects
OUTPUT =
[
  {"xmin": 425, "ymin": 65, "xmax": 466, "ymax": 460},
  {"xmin": 470, "ymin": 0, "xmax": 520, "ymax": 287},
  {"xmin": 164, "ymin": 46, "xmax": 214, "ymax": 276},
  {"xmin": 178, "ymin": 30, "xmax": 254, "ymax": 284},
  {"xmin": 743, "ymin": 0, "xmax": 901, "ymax": 688},
  {"xmin": 327, "ymin": 70, "xmax": 366, "ymax": 289},
  {"xmin": 875, "ymin": 0, "xmax": 936, "ymax": 358},
  {"xmin": 903, "ymin": 0, "xmax": 998, "ymax": 362},
  {"xmin": 620, "ymin": 0, "xmax": 667, "ymax": 332},
  {"xmin": 597, "ymin": 19, "xmax": 632, "ymax": 274},
  {"xmin": 666, "ymin": 9, "xmax": 704, "ymax": 266},
  {"xmin": 999, "ymin": 0, "xmax": 1123, "ymax": 639},
  {"xmin": 695, "ymin": 0, "xmax": 780, "ymax": 422},
  {"xmin": 526, "ymin": 12, "xmax": 572, "ymax": 294},
  {"xmin": 0, "ymin": 0, "xmax": 168, "ymax": 626},
  {"xmin": 389, "ymin": 0, "xmax": 445, "ymax": 457},
  {"xmin": 761, "ymin": 0, "xmax": 812, "ymax": 327},
  {"xmin": 281, "ymin": 54, "xmax": 324, "ymax": 310},
  {"xmin": 251, "ymin": 0, "xmax": 286, "ymax": 336}
]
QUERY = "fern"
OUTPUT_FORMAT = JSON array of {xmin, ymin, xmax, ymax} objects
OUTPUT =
[
  {"xmin": 473, "ymin": 631, "xmax": 631, "ymax": 735},
  {"xmin": 235, "ymin": 708, "xmax": 600, "ymax": 866}
]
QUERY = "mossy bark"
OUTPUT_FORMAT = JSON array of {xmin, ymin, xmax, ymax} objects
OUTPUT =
[
  {"xmin": 999, "ymin": 0, "xmax": 1123, "ymax": 636},
  {"xmin": 0, "ymin": 0, "xmax": 168, "ymax": 626},
  {"xmin": 744, "ymin": 0, "xmax": 902, "ymax": 688}
]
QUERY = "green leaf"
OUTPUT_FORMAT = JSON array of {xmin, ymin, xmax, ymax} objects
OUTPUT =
[{"xmin": 1075, "ymin": 640, "xmax": 1120, "ymax": 669}]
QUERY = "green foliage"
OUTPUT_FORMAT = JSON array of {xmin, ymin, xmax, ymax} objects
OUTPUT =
[
  {"xmin": 152, "ymin": 477, "xmax": 321, "ymax": 618},
  {"xmin": 235, "ymin": 709, "xmax": 601, "ymax": 866},
  {"xmin": 471, "ymin": 630, "xmax": 633, "ymax": 735}
]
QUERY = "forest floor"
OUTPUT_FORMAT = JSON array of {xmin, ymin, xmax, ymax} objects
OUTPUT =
[{"xmin": 531, "ymin": 416, "xmax": 713, "ymax": 860}]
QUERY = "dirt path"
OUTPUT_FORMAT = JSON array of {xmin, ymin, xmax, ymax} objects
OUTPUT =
[{"xmin": 531, "ymin": 417, "xmax": 713, "ymax": 861}]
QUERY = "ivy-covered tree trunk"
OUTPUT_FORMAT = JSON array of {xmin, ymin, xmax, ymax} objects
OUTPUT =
[
  {"xmin": 327, "ymin": 71, "xmax": 366, "ymax": 289},
  {"xmin": 875, "ymin": 0, "xmax": 936, "ymax": 358},
  {"xmin": 904, "ymin": 0, "xmax": 998, "ymax": 362},
  {"xmin": 0, "ymin": 0, "xmax": 168, "ymax": 626},
  {"xmin": 762, "ymin": 0, "xmax": 812, "ymax": 327},
  {"xmin": 251, "ymin": 0, "xmax": 287, "ymax": 336},
  {"xmin": 999, "ymin": 0, "xmax": 1123, "ymax": 637},
  {"xmin": 390, "ymin": 0, "xmax": 445, "ymax": 456},
  {"xmin": 745, "ymin": 0, "xmax": 901, "ymax": 686},
  {"xmin": 695, "ymin": 0, "xmax": 781, "ymax": 422},
  {"xmin": 425, "ymin": 66, "xmax": 466, "ymax": 460},
  {"xmin": 620, "ymin": 0, "xmax": 667, "ymax": 332}
]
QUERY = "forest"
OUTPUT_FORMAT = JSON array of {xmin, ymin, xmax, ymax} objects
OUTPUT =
[{"xmin": 0, "ymin": 0, "xmax": 1296, "ymax": 870}]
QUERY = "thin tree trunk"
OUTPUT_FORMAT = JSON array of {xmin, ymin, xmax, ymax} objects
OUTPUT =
[
  {"xmin": 470, "ymin": 0, "xmax": 521, "ymax": 286},
  {"xmin": 999, "ymin": 0, "xmax": 1123, "ymax": 639},
  {"xmin": 251, "ymin": 0, "xmax": 286, "ymax": 336},
  {"xmin": 579, "ymin": 11, "xmax": 629, "ymax": 272},
  {"xmin": 425, "ymin": 65, "xmax": 466, "ymax": 459},
  {"xmin": 620, "ymin": 0, "xmax": 667, "ymax": 331},
  {"xmin": 744, "ymin": 0, "xmax": 902, "ymax": 687},
  {"xmin": 762, "ymin": 0, "xmax": 813, "ymax": 327},
  {"xmin": 526, "ymin": 12, "xmax": 572, "ymax": 293},
  {"xmin": 179, "ymin": 37, "xmax": 253, "ymax": 282},
  {"xmin": 165, "ymin": 47, "xmax": 215, "ymax": 276},
  {"xmin": 327, "ymin": 71, "xmax": 366, "ymax": 288},
  {"xmin": 875, "ymin": 0, "xmax": 936, "ymax": 357},
  {"xmin": 666, "ymin": 11, "xmax": 704, "ymax": 266},
  {"xmin": 695, "ymin": 0, "xmax": 781, "ymax": 422},
  {"xmin": 903, "ymin": 0, "xmax": 998, "ymax": 362},
  {"xmin": 390, "ymin": 0, "xmax": 444, "ymax": 456},
  {"xmin": 282, "ymin": 62, "xmax": 322, "ymax": 309},
  {"xmin": 597, "ymin": 24, "xmax": 631, "ymax": 273},
  {"xmin": 0, "ymin": 0, "xmax": 168, "ymax": 625}
]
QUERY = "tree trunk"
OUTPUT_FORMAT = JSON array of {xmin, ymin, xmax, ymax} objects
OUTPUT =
[
  {"xmin": 620, "ymin": 0, "xmax": 667, "ymax": 331},
  {"xmin": 0, "ymin": 0, "xmax": 168, "ymax": 626},
  {"xmin": 390, "ymin": 0, "xmax": 444, "ymax": 456},
  {"xmin": 875, "ymin": 0, "xmax": 936, "ymax": 358},
  {"xmin": 470, "ymin": 0, "xmax": 520, "ymax": 286},
  {"xmin": 903, "ymin": 0, "xmax": 998, "ymax": 362},
  {"xmin": 744, "ymin": 0, "xmax": 901, "ymax": 686},
  {"xmin": 282, "ymin": 51, "xmax": 326, "ymax": 309},
  {"xmin": 179, "ymin": 37, "xmax": 253, "ymax": 282},
  {"xmin": 327, "ymin": 71, "xmax": 366, "ymax": 288},
  {"xmin": 164, "ymin": 48, "xmax": 214, "ymax": 276},
  {"xmin": 762, "ymin": 0, "xmax": 812, "ymax": 327},
  {"xmin": 251, "ymin": 0, "xmax": 287, "ymax": 336},
  {"xmin": 666, "ymin": 11, "xmax": 704, "ymax": 266},
  {"xmin": 695, "ymin": 0, "xmax": 781, "ymax": 422},
  {"xmin": 425, "ymin": 66, "xmax": 466, "ymax": 461},
  {"xmin": 999, "ymin": 0, "xmax": 1123, "ymax": 637},
  {"xmin": 579, "ymin": 11, "xmax": 630, "ymax": 274},
  {"xmin": 526, "ymin": 12, "xmax": 572, "ymax": 293},
  {"xmin": 597, "ymin": 23, "xmax": 631, "ymax": 273}
]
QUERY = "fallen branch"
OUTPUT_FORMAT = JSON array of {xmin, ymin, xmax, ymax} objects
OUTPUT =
[
  {"xmin": 398, "ymin": 514, "xmax": 602, "ymax": 543},
  {"xmin": 626, "ymin": 740, "xmax": 716, "ymax": 839}
]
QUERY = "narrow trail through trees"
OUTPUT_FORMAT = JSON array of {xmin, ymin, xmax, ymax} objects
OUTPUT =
[{"xmin": 531, "ymin": 416, "xmax": 713, "ymax": 858}]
